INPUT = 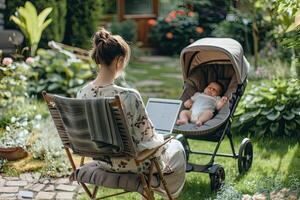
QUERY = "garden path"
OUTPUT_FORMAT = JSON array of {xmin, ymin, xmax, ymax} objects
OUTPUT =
[{"xmin": 0, "ymin": 173, "xmax": 83, "ymax": 200}]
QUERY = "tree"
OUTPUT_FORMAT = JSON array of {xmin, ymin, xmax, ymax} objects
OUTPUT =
[{"xmin": 64, "ymin": 0, "xmax": 102, "ymax": 49}]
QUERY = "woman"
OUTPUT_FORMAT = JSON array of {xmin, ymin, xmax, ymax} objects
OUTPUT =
[{"xmin": 77, "ymin": 28, "xmax": 186, "ymax": 198}]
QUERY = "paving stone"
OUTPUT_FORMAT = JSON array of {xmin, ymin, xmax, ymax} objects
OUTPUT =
[
  {"xmin": 35, "ymin": 192, "xmax": 55, "ymax": 200},
  {"xmin": 44, "ymin": 185, "xmax": 55, "ymax": 192},
  {"xmin": 3, "ymin": 177, "xmax": 19, "ymax": 181},
  {"xmin": 5, "ymin": 180, "xmax": 27, "ymax": 187},
  {"xmin": 56, "ymin": 184, "xmax": 77, "ymax": 192},
  {"xmin": 18, "ymin": 191, "xmax": 34, "ymax": 199},
  {"xmin": 0, "ymin": 178, "xmax": 5, "ymax": 186},
  {"xmin": 19, "ymin": 173, "xmax": 34, "ymax": 183},
  {"xmin": 23, "ymin": 183, "xmax": 33, "ymax": 190},
  {"xmin": 56, "ymin": 192, "xmax": 74, "ymax": 200},
  {"xmin": 72, "ymin": 181, "xmax": 79, "ymax": 186},
  {"xmin": 42, "ymin": 179, "xmax": 50, "ymax": 184},
  {"xmin": 28, "ymin": 183, "xmax": 45, "ymax": 192},
  {"xmin": 55, "ymin": 178, "xmax": 70, "ymax": 184},
  {"xmin": 0, "ymin": 186, "xmax": 19, "ymax": 193},
  {"xmin": 32, "ymin": 172, "xmax": 41, "ymax": 180},
  {"xmin": 0, "ymin": 193, "xmax": 17, "ymax": 200}
]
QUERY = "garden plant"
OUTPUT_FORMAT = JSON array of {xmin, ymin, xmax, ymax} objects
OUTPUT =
[{"xmin": 0, "ymin": 0, "xmax": 299, "ymax": 200}]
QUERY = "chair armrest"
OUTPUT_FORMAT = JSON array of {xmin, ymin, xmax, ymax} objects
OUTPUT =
[{"xmin": 135, "ymin": 136, "xmax": 174, "ymax": 164}]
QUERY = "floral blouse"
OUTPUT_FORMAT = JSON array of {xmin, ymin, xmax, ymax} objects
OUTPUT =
[{"xmin": 77, "ymin": 82, "xmax": 166, "ymax": 172}]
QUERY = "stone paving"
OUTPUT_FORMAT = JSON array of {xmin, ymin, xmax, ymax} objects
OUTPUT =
[{"xmin": 0, "ymin": 173, "xmax": 84, "ymax": 200}]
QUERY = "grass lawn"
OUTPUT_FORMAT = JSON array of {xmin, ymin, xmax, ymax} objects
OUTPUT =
[
  {"xmin": 2, "ymin": 56, "xmax": 299, "ymax": 199},
  {"xmin": 77, "ymin": 57, "xmax": 300, "ymax": 199}
]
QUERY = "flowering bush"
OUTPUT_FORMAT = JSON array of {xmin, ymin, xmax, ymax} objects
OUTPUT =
[
  {"xmin": 148, "ymin": 9, "xmax": 205, "ymax": 55},
  {"xmin": 0, "ymin": 57, "xmax": 30, "ymax": 109}
]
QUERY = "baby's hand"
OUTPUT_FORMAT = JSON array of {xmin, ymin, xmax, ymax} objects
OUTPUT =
[
  {"xmin": 184, "ymin": 99, "xmax": 193, "ymax": 108},
  {"xmin": 221, "ymin": 96, "xmax": 228, "ymax": 103}
]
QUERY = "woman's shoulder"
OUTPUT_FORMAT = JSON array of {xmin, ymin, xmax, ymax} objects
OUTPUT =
[
  {"xmin": 115, "ymin": 85, "xmax": 141, "ymax": 98},
  {"xmin": 77, "ymin": 82, "xmax": 93, "ymax": 98}
]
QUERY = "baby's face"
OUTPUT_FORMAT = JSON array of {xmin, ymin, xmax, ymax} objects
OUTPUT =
[{"xmin": 204, "ymin": 82, "xmax": 222, "ymax": 97}]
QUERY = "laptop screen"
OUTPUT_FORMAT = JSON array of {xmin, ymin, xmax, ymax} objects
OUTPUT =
[{"xmin": 146, "ymin": 98, "xmax": 182, "ymax": 134}]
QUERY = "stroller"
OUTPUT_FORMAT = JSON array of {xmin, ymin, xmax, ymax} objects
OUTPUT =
[{"xmin": 173, "ymin": 38, "xmax": 253, "ymax": 191}]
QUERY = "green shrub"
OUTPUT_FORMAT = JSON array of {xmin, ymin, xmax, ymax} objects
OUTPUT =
[
  {"xmin": 0, "ymin": 59, "xmax": 30, "ymax": 109},
  {"xmin": 28, "ymin": 49, "xmax": 96, "ymax": 97},
  {"xmin": 211, "ymin": 12, "xmax": 253, "ymax": 54},
  {"xmin": 64, "ymin": 0, "xmax": 102, "ymax": 49},
  {"xmin": 184, "ymin": 0, "xmax": 229, "ymax": 35},
  {"xmin": 233, "ymin": 79, "xmax": 300, "ymax": 138},
  {"xmin": 111, "ymin": 19, "xmax": 137, "ymax": 43},
  {"xmin": 149, "ymin": 8, "xmax": 204, "ymax": 55},
  {"xmin": 4, "ymin": 0, "xmax": 67, "ymax": 48}
]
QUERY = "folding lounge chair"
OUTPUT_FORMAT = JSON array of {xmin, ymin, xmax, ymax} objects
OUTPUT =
[{"xmin": 43, "ymin": 92, "xmax": 174, "ymax": 200}]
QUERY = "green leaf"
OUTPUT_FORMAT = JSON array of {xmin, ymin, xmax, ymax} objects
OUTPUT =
[
  {"xmin": 261, "ymin": 108, "xmax": 273, "ymax": 115},
  {"xmin": 239, "ymin": 109, "xmax": 261, "ymax": 122},
  {"xmin": 286, "ymin": 9, "xmax": 300, "ymax": 32},
  {"xmin": 275, "ymin": 105, "xmax": 285, "ymax": 111},
  {"xmin": 292, "ymin": 107, "xmax": 300, "ymax": 115},
  {"xmin": 255, "ymin": 128, "xmax": 267, "ymax": 138},
  {"xmin": 283, "ymin": 112, "xmax": 295, "ymax": 120},
  {"xmin": 266, "ymin": 110, "xmax": 280, "ymax": 121},
  {"xmin": 256, "ymin": 116, "xmax": 268, "ymax": 126},
  {"xmin": 269, "ymin": 122, "xmax": 279, "ymax": 134},
  {"xmin": 37, "ymin": 7, "xmax": 52, "ymax": 27},
  {"xmin": 48, "ymin": 83, "xmax": 60, "ymax": 91}
]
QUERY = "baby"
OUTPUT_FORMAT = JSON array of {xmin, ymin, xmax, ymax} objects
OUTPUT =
[{"xmin": 176, "ymin": 81, "xmax": 228, "ymax": 126}]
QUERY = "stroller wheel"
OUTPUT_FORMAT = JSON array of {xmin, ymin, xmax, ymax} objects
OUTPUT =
[
  {"xmin": 209, "ymin": 165, "xmax": 225, "ymax": 192},
  {"xmin": 238, "ymin": 138, "xmax": 253, "ymax": 174}
]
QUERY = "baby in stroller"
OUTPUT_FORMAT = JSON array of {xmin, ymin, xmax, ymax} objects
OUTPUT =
[{"xmin": 176, "ymin": 81, "xmax": 228, "ymax": 126}]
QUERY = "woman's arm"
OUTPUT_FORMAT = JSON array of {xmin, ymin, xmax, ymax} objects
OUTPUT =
[{"xmin": 124, "ymin": 91, "xmax": 164, "ymax": 152}]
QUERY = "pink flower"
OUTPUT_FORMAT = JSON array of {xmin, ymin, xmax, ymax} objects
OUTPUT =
[
  {"xmin": 165, "ymin": 17, "xmax": 172, "ymax": 23},
  {"xmin": 2, "ymin": 57, "xmax": 13, "ymax": 66},
  {"xmin": 188, "ymin": 12, "xmax": 195, "ymax": 17},
  {"xmin": 25, "ymin": 57, "xmax": 34, "ymax": 64}
]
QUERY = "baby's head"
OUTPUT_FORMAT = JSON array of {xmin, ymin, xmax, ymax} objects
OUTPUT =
[{"xmin": 203, "ymin": 81, "xmax": 223, "ymax": 97}]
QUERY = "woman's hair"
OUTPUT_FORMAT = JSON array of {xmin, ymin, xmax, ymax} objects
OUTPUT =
[{"xmin": 91, "ymin": 28, "xmax": 130, "ymax": 66}]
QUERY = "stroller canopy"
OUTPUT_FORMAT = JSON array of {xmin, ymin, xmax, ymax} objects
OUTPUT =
[{"xmin": 180, "ymin": 38, "xmax": 249, "ymax": 84}]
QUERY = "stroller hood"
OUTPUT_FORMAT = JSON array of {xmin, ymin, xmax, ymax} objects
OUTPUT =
[{"xmin": 180, "ymin": 38, "xmax": 249, "ymax": 84}]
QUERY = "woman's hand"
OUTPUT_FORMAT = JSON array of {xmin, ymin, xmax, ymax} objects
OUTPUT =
[{"xmin": 184, "ymin": 99, "xmax": 193, "ymax": 109}]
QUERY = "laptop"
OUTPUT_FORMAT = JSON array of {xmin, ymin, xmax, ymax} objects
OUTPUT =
[{"xmin": 146, "ymin": 98, "xmax": 182, "ymax": 138}]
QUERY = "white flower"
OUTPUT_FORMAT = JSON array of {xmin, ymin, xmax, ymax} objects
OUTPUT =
[
  {"xmin": 19, "ymin": 75, "xmax": 27, "ymax": 81},
  {"xmin": 5, "ymin": 126, "xmax": 11, "ymax": 132},
  {"xmin": 21, "ymin": 121, "xmax": 28, "ymax": 127},
  {"xmin": 11, "ymin": 117, "xmax": 17, "ymax": 123},
  {"xmin": 35, "ymin": 114, "xmax": 42, "ymax": 120}
]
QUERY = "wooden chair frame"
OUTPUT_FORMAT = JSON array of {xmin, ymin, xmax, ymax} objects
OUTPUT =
[{"xmin": 42, "ymin": 92, "xmax": 174, "ymax": 200}]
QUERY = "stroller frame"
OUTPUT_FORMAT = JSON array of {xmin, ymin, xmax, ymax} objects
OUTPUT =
[
  {"xmin": 178, "ymin": 82, "xmax": 253, "ymax": 191},
  {"xmin": 175, "ymin": 38, "xmax": 253, "ymax": 191}
]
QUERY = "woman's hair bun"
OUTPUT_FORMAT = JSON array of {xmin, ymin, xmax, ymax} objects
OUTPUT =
[
  {"xmin": 94, "ymin": 28, "xmax": 111, "ymax": 45},
  {"xmin": 91, "ymin": 27, "xmax": 130, "ymax": 66}
]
